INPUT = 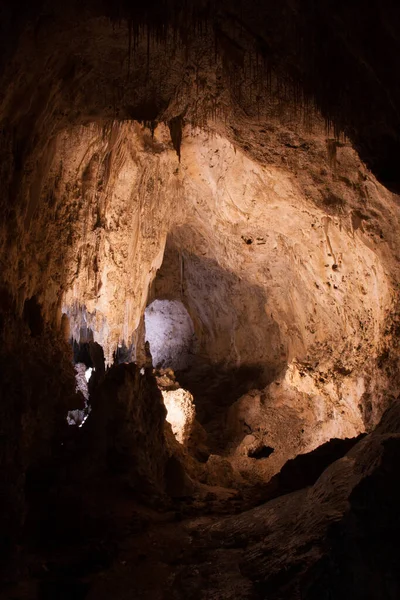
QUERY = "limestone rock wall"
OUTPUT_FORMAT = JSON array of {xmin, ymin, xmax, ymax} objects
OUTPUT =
[
  {"xmin": 1, "ymin": 15, "xmax": 400, "ymax": 537},
  {"xmin": 20, "ymin": 121, "xmax": 396, "ymax": 375},
  {"xmin": 1, "ymin": 3, "xmax": 400, "ymax": 580},
  {"xmin": 2, "ymin": 116, "xmax": 399, "ymax": 451},
  {"xmin": 191, "ymin": 401, "xmax": 400, "ymax": 600}
]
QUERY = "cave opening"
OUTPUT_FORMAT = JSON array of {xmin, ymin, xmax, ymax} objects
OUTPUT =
[
  {"xmin": 65, "ymin": 328, "xmax": 106, "ymax": 428},
  {"xmin": 67, "ymin": 349, "xmax": 92, "ymax": 428},
  {"xmin": 144, "ymin": 299, "xmax": 196, "ymax": 371},
  {"xmin": 73, "ymin": 340, "xmax": 94, "ymax": 369},
  {"xmin": 248, "ymin": 444, "xmax": 275, "ymax": 459}
]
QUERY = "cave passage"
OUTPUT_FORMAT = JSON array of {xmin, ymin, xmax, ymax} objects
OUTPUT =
[
  {"xmin": 66, "ymin": 337, "xmax": 103, "ymax": 428},
  {"xmin": 146, "ymin": 233, "xmax": 284, "ymax": 458},
  {"xmin": 2, "ymin": 7, "xmax": 400, "ymax": 593},
  {"xmin": 145, "ymin": 299, "xmax": 196, "ymax": 370}
]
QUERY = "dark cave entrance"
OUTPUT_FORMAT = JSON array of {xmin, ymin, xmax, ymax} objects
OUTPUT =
[
  {"xmin": 248, "ymin": 444, "xmax": 275, "ymax": 459},
  {"xmin": 65, "ymin": 324, "xmax": 106, "ymax": 428}
]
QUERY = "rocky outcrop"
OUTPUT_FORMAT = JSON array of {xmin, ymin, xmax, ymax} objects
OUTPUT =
[
  {"xmin": 161, "ymin": 387, "xmax": 196, "ymax": 446},
  {"xmin": 263, "ymin": 433, "xmax": 365, "ymax": 502},
  {"xmin": 83, "ymin": 363, "xmax": 168, "ymax": 495},
  {"xmin": 2, "ymin": 2, "xmax": 400, "ymax": 585},
  {"xmin": 172, "ymin": 401, "xmax": 400, "ymax": 599},
  {"xmin": 0, "ymin": 313, "xmax": 82, "ymax": 557},
  {"xmin": 226, "ymin": 378, "xmax": 368, "ymax": 483}
]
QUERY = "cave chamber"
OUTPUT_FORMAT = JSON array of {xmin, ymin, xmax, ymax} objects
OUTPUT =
[{"xmin": 1, "ymin": 2, "xmax": 400, "ymax": 598}]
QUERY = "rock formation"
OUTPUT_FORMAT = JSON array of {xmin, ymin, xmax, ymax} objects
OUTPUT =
[{"xmin": 1, "ymin": 1, "xmax": 400, "ymax": 597}]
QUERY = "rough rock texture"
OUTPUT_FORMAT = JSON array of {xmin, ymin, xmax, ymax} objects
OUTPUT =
[
  {"xmin": 5, "ymin": 396, "xmax": 397, "ymax": 600},
  {"xmin": 1, "ymin": 103, "xmax": 400, "ymax": 559},
  {"xmin": 263, "ymin": 434, "xmax": 365, "ymax": 502},
  {"xmin": 0, "ymin": 313, "xmax": 82, "ymax": 556},
  {"xmin": 83, "ymin": 363, "xmax": 168, "ymax": 495},
  {"xmin": 2, "ymin": 110, "xmax": 397, "ymax": 500},
  {"xmin": 67, "ymin": 362, "xmax": 91, "ymax": 425},
  {"xmin": 2, "ymin": 1, "xmax": 400, "ymax": 182},
  {"xmin": 226, "ymin": 379, "xmax": 367, "ymax": 483},
  {"xmin": 161, "ymin": 387, "xmax": 196, "ymax": 445},
  {"xmin": 2, "ymin": 1, "xmax": 400, "ymax": 588},
  {"xmin": 10, "ymin": 119, "xmax": 399, "ymax": 417},
  {"xmin": 174, "ymin": 401, "xmax": 400, "ymax": 600}
]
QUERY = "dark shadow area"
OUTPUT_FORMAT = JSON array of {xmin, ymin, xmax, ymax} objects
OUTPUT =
[
  {"xmin": 152, "ymin": 230, "xmax": 287, "ymax": 377},
  {"xmin": 148, "ymin": 230, "xmax": 288, "ymax": 455},
  {"xmin": 73, "ymin": 340, "xmax": 94, "ymax": 367},
  {"xmin": 355, "ymin": 134, "xmax": 400, "ymax": 193},
  {"xmin": 113, "ymin": 341, "xmax": 135, "ymax": 364},
  {"xmin": 38, "ymin": 580, "xmax": 91, "ymax": 600},
  {"xmin": 248, "ymin": 445, "xmax": 274, "ymax": 459},
  {"xmin": 262, "ymin": 434, "xmax": 365, "ymax": 503},
  {"xmin": 71, "ymin": 335, "xmax": 106, "ymax": 389},
  {"xmin": 23, "ymin": 296, "xmax": 44, "ymax": 337},
  {"xmin": 177, "ymin": 360, "xmax": 268, "ymax": 454},
  {"xmin": 2, "ymin": 1, "xmax": 400, "ymax": 597}
]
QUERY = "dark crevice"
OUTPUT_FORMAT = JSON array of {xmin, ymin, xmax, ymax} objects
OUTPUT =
[
  {"xmin": 168, "ymin": 115, "xmax": 184, "ymax": 161},
  {"xmin": 23, "ymin": 296, "xmax": 44, "ymax": 337},
  {"xmin": 248, "ymin": 445, "xmax": 274, "ymax": 459}
]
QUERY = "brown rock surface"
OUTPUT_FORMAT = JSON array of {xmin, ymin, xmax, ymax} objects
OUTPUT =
[
  {"xmin": 1, "ymin": 2, "xmax": 400, "ymax": 596},
  {"xmin": 5, "ymin": 119, "xmax": 396, "ymax": 489},
  {"xmin": 0, "ymin": 314, "xmax": 82, "ymax": 555},
  {"xmin": 197, "ymin": 402, "xmax": 400, "ymax": 600}
]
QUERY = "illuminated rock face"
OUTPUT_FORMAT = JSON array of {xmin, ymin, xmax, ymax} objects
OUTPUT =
[
  {"xmin": 145, "ymin": 300, "xmax": 196, "ymax": 370},
  {"xmin": 162, "ymin": 388, "xmax": 196, "ymax": 445},
  {"xmin": 0, "ymin": 114, "xmax": 398, "ymax": 488},
  {"xmin": 1, "ymin": 4, "xmax": 400, "ymax": 595},
  {"xmin": 1, "ymin": 114, "xmax": 392, "ymax": 486},
  {"xmin": 1, "ymin": 12, "xmax": 400, "ymax": 543},
  {"xmin": 18, "ymin": 119, "xmax": 398, "ymax": 433}
]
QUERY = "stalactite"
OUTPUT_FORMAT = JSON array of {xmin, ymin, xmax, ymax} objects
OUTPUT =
[
  {"xmin": 106, "ymin": 0, "xmax": 363, "ymax": 142},
  {"xmin": 168, "ymin": 115, "xmax": 183, "ymax": 161},
  {"xmin": 127, "ymin": 19, "xmax": 133, "ymax": 83}
]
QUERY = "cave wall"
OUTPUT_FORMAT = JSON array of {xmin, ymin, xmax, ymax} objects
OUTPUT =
[
  {"xmin": 2, "ymin": 0, "xmax": 400, "ymax": 556},
  {"xmin": 8, "ymin": 114, "xmax": 396, "ymax": 482},
  {"xmin": 0, "ymin": 309, "xmax": 82, "ymax": 555},
  {"xmin": 151, "ymin": 236, "xmax": 285, "ymax": 378},
  {"xmin": 4, "ymin": 116, "xmax": 400, "ymax": 428},
  {"xmin": 0, "ymin": 7, "xmax": 399, "ymax": 377},
  {"xmin": 82, "ymin": 362, "xmax": 168, "ymax": 494}
]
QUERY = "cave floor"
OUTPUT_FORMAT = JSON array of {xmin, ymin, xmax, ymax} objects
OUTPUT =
[
  {"xmin": 2, "ymin": 397, "xmax": 398, "ymax": 600},
  {"xmin": 0, "ymin": 362, "xmax": 275, "ymax": 600},
  {"xmin": 1, "ymin": 476, "xmax": 262, "ymax": 600}
]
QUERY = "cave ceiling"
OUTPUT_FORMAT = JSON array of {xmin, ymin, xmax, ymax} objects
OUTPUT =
[
  {"xmin": 1, "ymin": 0, "xmax": 400, "ymax": 408},
  {"xmin": 1, "ymin": 0, "xmax": 400, "ymax": 183},
  {"xmin": 2, "ymin": 2, "xmax": 400, "ymax": 593}
]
